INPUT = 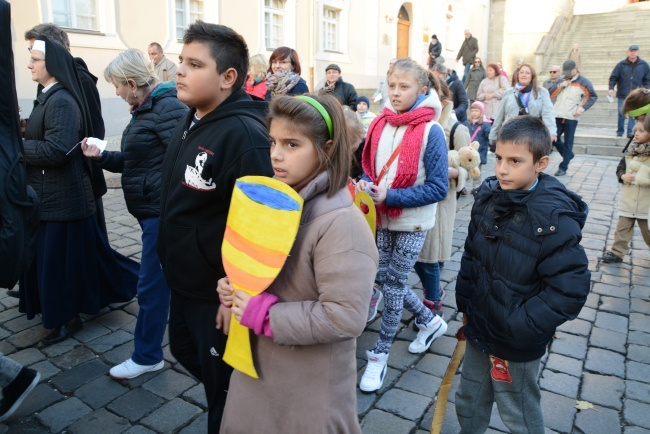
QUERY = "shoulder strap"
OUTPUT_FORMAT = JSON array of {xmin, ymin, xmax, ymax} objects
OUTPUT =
[
  {"xmin": 450, "ymin": 122, "xmax": 460, "ymax": 150},
  {"xmin": 470, "ymin": 125, "xmax": 482, "ymax": 142},
  {"xmin": 376, "ymin": 142, "xmax": 403, "ymax": 185}
]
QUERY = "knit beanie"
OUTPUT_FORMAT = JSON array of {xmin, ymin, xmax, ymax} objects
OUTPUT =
[
  {"xmin": 357, "ymin": 95, "xmax": 370, "ymax": 106},
  {"xmin": 470, "ymin": 101, "xmax": 485, "ymax": 115}
]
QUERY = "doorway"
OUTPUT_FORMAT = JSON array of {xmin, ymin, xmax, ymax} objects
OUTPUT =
[{"xmin": 396, "ymin": 5, "xmax": 410, "ymax": 58}]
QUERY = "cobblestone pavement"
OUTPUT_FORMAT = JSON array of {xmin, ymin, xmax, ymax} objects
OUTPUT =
[{"xmin": 1, "ymin": 153, "xmax": 649, "ymax": 433}]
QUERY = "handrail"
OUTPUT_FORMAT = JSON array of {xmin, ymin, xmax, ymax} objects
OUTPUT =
[{"xmin": 534, "ymin": 7, "xmax": 575, "ymax": 73}]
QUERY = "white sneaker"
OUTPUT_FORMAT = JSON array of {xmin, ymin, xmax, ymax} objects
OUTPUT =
[
  {"xmin": 408, "ymin": 316, "xmax": 448, "ymax": 354},
  {"xmin": 360, "ymin": 350, "xmax": 388, "ymax": 393},
  {"xmin": 109, "ymin": 358, "xmax": 164, "ymax": 380}
]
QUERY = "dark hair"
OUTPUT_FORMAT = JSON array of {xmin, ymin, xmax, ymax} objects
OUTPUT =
[
  {"xmin": 148, "ymin": 42, "xmax": 163, "ymax": 51},
  {"xmin": 515, "ymin": 64, "xmax": 539, "ymax": 99},
  {"xmin": 183, "ymin": 21, "xmax": 249, "ymax": 91},
  {"xmin": 427, "ymin": 71, "xmax": 451, "ymax": 102},
  {"xmin": 497, "ymin": 115, "xmax": 551, "ymax": 162},
  {"xmin": 623, "ymin": 88, "xmax": 650, "ymax": 116},
  {"xmin": 268, "ymin": 94, "xmax": 350, "ymax": 197},
  {"xmin": 24, "ymin": 23, "xmax": 70, "ymax": 51},
  {"xmin": 486, "ymin": 62, "xmax": 500, "ymax": 75},
  {"xmin": 268, "ymin": 46, "xmax": 302, "ymax": 75}
]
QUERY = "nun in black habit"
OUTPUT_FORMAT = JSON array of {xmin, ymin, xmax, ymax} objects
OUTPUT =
[{"xmin": 19, "ymin": 36, "xmax": 139, "ymax": 345}]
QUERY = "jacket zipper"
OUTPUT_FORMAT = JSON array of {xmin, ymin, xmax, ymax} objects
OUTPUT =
[{"xmin": 159, "ymin": 127, "xmax": 189, "ymax": 223}]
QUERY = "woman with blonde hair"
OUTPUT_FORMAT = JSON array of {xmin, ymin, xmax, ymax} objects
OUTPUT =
[
  {"xmin": 245, "ymin": 53, "xmax": 268, "ymax": 99},
  {"xmin": 82, "ymin": 48, "xmax": 188, "ymax": 380}
]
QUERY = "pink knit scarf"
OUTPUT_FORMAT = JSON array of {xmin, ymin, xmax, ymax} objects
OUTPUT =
[{"xmin": 362, "ymin": 106, "xmax": 436, "ymax": 219}]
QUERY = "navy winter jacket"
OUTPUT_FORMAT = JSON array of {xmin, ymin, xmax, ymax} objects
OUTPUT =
[
  {"xmin": 98, "ymin": 82, "xmax": 188, "ymax": 219},
  {"xmin": 447, "ymin": 72, "xmax": 468, "ymax": 122},
  {"xmin": 609, "ymin": 57, "xmax": 650, "ymax": 98},
  {"xmin": 456, "ymin": 173, "xmax": 591, "ymax": 362},
  {"xmin": 464, "ymin": 121, "xmax": 491, "ymax": 165}
]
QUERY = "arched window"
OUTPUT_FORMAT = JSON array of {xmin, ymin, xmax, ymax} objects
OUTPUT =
[{"xmin": 398, "ymin": 6, "xmax": 410, "ymax": 22}]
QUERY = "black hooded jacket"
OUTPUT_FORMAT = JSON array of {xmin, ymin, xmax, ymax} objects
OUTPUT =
[
  {"xmin": 456, "ymin": 173, "xmax": 591, "ymax": 362},
  {"xmin": 23, "ymin": 36, "xmax": 95, "ymax": 221},
  {"xmin": 157, "ymin": 90, "xmax": 273, "ymax": 301},
  {"xmin": 326, "ymin": 77, "xmax": 358, "ymax": 111},
  {"xmin": 447, "ymin": 71, "xmax": 468, "ymax": 122}
]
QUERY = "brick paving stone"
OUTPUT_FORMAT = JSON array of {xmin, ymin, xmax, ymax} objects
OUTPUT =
[
  {"xmin": 3, "ymin": 315, "xmax": 43, "ymax": 333},
  {"xmin": 625, "ymin": 427, "xmax": 650, "ymax": 434},
  {"xmin": 140, "ymin": 398, "xmax": 202, "ymax": 433},
  {"xmin": 626, "ymin": 380, "xmax": 650, "ymax": 404},
  {"xmin": 0, "ymin": 341, "xmax": 16, "ymax": 356},
  {"xmin": 549, "ymin": 332, "xmax": 588, "ymax": 360},
  {"xmin": 9, "ymin": 383, "xmax": 64, "ymax": 419},
  {"xmin": 585, "ymin": 348, "xmax": 626, "ymax": 378},
  {"xmin": 540, "ymin": 391, "xmax": 577, "ymax": 434},
  {"xmin": 86, "ymin": 330, "xmax": 133, "ymax": 353},
  {"xmin": 557, "ymin": 318, "xmax": 592, "ymax": 336},
  {"xmin": 29, "ymin": 360, "xmax": 60, "ymax": 382},
  {"xmin": 0, "ymin": 308, "xmax": 24, "ymax": 323},
  {"xmin": 539, "ymin": 370, "xmax": 580, "ymax": 399},
  {"xmin": 631, "ymin": 298, "xmax": 650, "ymax": 315},
  {"xmin": 73, "ymin": 321, "xmax": 111, "ymax": 343},
  {"xmin": 7, "ymin": 348, "xmax": 45, "ymax": 366},
  {"xmin": 419, "ymin": 401, "xmax": 460, "ymax": 433},
  {"xmin": 74, "ymin": 375, "xmax": 129, "ymax": 410},
  {"xmin": 178, "ymin": 413, "xmax": 207, "ymax": 434},
  {"xmin": 395, "ymin": 369, "xmax": 442, "ymax": 397},
  {"xmin": 123, "ymin": 426, "xmax": 157, "ymax": 434},
  {"xmin": 580, "ymin": 373, "xmax": 625, "ymax": 410},
  {"xmin": 40, "ymin": 339, "xmax": 79, "ymax": 357},
  {"xmin": 68, "ymin": 408, "xmax": 131, "ymax": 434},
  {"xmin": 629, "ymin": 330, "xmax": 650, "ymax": 347},
  {"xmin": 589, "ymin": 327, "xmax": 627, "ymax": 354},
  {"xmin": 49, "ymin": 359, "xmax": 110, "ymax": 394},
  {"xmin": 375, "ymin": 388, "xmax": 431, "ymax": 421},
  {"xmin": 51, "ymin": 346, "xmax": 97, "ymax": 369},
  {"xmin": 631, "ymin": 285, "xmax": 650, "ymax": 300},
  {"xmin": 415, "ymin": 353, "xmax": 451, "ymax": 378},
  {"xmin": 357, "ymin": 389, "xmax": 377, "ymax": 415},
  {"xmin": 386, "ymin": 341, "xmax": 421, "ymax": 370},
  {"xmin": 594, "ymin": 311, "xmax": 629, "ymax": 333},
  {"xmin": 107, "ymin": 389, "xmax": 165, "ymax": 423},
  {"xmin": 36, "ymin": 397, "xmax": 92, "ymax": 433},
  {"xmin": 600, "ymin": 296, "xmax": 631, "ymax": 316},
  {"xmin": 356, "ymin": 331, "xmax": 379, "ymax": 358},
  {"xmin": 5, "ymin": 326, "xmax": 49, "ymax": 349},
  {"xmin": 629, "ymin": 313, "xmax": 650, "ymax": 332},
  {"xmin": 121, "ymin": 365, "xmax": 170, "ymax": 389},
  {"xmin": 182, "ymin": 384, "xmax": 207, "ymax": 409},
  {"xmin": 142, "ymin": 368, "xmax": 196, "ymax": 400},
  {"xmin": 574, "ymin": 405, "xmax": 622, "ymax": 434},
  {"xmin": 95, "ymin": 310, "xmax": 136, "ymax": 331},
  {"xmin": 4, "ymin": 418, "xmax": 47, "ymax": 432},
  {"xmin": 577, "ymin": 306, "xmax": 597, "ymax": 323},
  {"xmin": 428, "ymin": 335, "xmax": 457, "ymax": 358},
  {"xmin": 584, "ymin": 292, "xmax": 600, "ymax": 309},
  {"xmin": 104, "ymin": 342, "xmax": 134, "ymax": 365},
  {"xmin": 361, "ymin": 409, "xmax": 417, "ymax": 434},
  {"xmin": 627, "ymin": 361, "xmax": 650, "ymax": 384},
  {"xmin": 628, "ymin": 344, "xmax": 650, "ymax": 364},
  {"xmin": 592, "ymin": 282, "xmax": 629, "ymax": 299},
  {"xmin": 120, "ymin": 320, "xmax": 137, "ymax": 334},
  {"xmin": 624, "ymin": 399, "xmax": 650, "ymax": 429}
]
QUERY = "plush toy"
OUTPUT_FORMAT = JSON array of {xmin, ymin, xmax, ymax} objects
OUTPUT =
[
  {"xmin": 448, "ymin": 142, "xmax": 482, "ymax": 192},
  {"xmin": 627, "ymin": 154, "xmax": 650, "ymax": 186}
]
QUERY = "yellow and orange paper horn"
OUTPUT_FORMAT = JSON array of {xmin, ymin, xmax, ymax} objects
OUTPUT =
[{"xmin": 222, "ymin": 176, "xmax": 303, "ymax": 378}]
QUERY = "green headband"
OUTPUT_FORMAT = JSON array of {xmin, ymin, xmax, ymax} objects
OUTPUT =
[
  {"xmin": 628, "ymin": 103, "xmax": 650, "ymax": 118},
  {"xmin": 295, "ymin": 96, "xmax": 333, "ymax": 140}
]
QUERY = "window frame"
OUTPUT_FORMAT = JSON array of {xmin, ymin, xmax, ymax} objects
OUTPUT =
[
  {"xmin": 264, "ymin": 0, "xmax": 285, "ymax": 50},
  {"xmin": 322, "ymin": 6, "xmax": 339, "ymax": 52},
  {"xmin": 175, "ymin": 0, "xmax": 205, "ymax": 42},
  {"xmin": 51, "ymin": 0, "xmax": 99, "ymax": 32}
]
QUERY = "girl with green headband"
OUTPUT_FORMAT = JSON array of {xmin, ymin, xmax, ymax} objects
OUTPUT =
[
  {"xmin": 602, "ymin": 88, "xmax": 650, "ymax": 263},
  {"xmin": 217, "ymin": 94, "xmax": 378, "ymax": 432}
]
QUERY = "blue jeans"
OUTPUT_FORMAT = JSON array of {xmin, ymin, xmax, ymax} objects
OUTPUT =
[
  {"xmin": 0, "ymin": 354, "xmax": 22, "ymax": 388},
  {"xmin": 463, "ymin": 62, "xmax": 472, "ymax": 85},
  {"xmin": 413, "ymin": 261, "xmax": 443, "ymax": 301},
  {"xmin": 618, "ymin": 97, "xmax": 636, "ymax": 136},
  {"xmin": 132, "ymin": 218, "xmax": 171, "ymax": 366},
  {"xmin": 554, "ymin": 118, "xmax": 579, "ymax": 171}
]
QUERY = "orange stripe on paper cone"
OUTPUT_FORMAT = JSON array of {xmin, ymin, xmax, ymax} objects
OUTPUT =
[
  {"xmin": 224, "ymin": 226, "xmax": 288, "ymax": 269},
  {"xmin": 222, "ymin": 256, "xmax": 275, "ymax": 293}
]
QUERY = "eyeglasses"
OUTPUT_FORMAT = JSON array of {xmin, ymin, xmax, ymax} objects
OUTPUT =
[
  {"xmin": 29, "ymin": 57, "xmax": 45, "ymax": 64},
  {"xmin": 549, "ymin": 70, "xmax": 559, "ymax": 74}
]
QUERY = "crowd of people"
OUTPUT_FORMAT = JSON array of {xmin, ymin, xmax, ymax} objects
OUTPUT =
[{"xmin": 1, "ymin": 13, "xmax": 649, "ymax": 434}]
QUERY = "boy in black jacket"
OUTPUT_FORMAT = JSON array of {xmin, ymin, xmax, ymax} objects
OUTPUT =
[
  {"xmin": 455, "ymin": 116, "xmax": 590, "ymax": 433},
  {"xmin": 156, "ymin": 22, "xmax": 273, "ymax": 433}
]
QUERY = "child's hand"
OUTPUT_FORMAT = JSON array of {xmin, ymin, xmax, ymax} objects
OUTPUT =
[
  {"xmin": 231, "ymin": 290, "xmax": 252, "ymax": 323},
  {"xmin": 216, "ymin": 277, "xmax": 234, "ymax": 307},
  {"xmin": 622, "ymin": 173, "xmax": 635, "ymax": 184},
  {"xmin": 356, "ymin": 180, "xmax": 369, "ymax": 192},
  {"xmin": 370, "ymin": 185, "xmax": 387, "ymax": 205},
  {"xmin": 216, "ymin": 304, "xmax": 231, "ymax": 335}
]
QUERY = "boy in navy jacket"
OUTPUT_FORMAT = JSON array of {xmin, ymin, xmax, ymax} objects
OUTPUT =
[{"xmin": 455, "ymin": 115, "xmax": 590, "ymax": 433}]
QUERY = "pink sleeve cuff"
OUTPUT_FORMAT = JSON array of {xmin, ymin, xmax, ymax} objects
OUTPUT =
[{"xmin": 240, "ymin": 292, "xmax": 279, "ymax": 338}]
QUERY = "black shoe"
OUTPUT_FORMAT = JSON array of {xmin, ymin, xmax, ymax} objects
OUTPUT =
[
  {"xmin": 460, "ymin": 188, "xmax": 468, "ymax": 196},
  {"xmin": 555, "ymin": 169, "xmax": 567, "ymax": 176},
  {"xmin": 0, "ymin": 367, "xmax": 40, "ymax": 422},
  {"xmin": 6, "ymin": 290, "xmax": 19, "ymax": 298},
  {"xmin": 602, "ymin": 251, "xmax": 623, "ymax": 263},
  {"xmin": 42, "ymin": 315, "xmax": 83, "ymax": 346},
  {"xmin": 616, "ymin": 133, "xmax": 623, "ymax": 137}
]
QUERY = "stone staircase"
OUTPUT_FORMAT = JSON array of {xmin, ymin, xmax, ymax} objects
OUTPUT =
[{"xmin": 541, "ymin": 2, "xmax": 650, "ymax": 157}]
